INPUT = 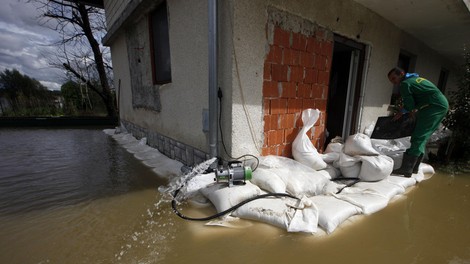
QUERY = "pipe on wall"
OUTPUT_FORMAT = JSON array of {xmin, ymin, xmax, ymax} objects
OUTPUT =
[{"xmin": 208, "ymin": 0, "xmax": 218, "ymax": 158}]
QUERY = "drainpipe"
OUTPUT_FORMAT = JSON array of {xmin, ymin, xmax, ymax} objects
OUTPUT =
[{"xmin": 208, "ymin": 0, "xmax": 218, "ymax": 158}]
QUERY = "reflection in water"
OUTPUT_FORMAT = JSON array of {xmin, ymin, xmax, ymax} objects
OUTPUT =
[{"xmin": 0, "ymin": 128, "xmax": 469, "ymax": 264}]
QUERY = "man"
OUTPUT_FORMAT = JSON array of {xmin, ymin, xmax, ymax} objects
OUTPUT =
[{"xmin": 387, "ymin": 67, "xmax": 449, "ymax": 177}]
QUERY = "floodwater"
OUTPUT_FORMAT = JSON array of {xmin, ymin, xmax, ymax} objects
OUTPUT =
[{"xmin": 0, "ymin": 128, "xmax": 469, "ymax": 264}]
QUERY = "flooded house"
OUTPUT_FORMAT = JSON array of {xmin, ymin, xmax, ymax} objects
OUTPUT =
[{"xmin": 86, "ymin": 0, "xmax": 470, "ymax": 167}]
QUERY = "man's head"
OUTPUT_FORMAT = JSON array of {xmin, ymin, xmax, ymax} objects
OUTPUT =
[{"xmin": 387, "ymin": 67, "xmax": 405, "ymax": 85}]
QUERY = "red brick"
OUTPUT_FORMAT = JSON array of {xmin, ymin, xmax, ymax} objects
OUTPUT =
[
  {"xmin": 272, "ymin": 64, "xmax": 289, "ymax": 82},
  {"xmin": 280, "ymin": 82, "xmax": 297, "ymax": 98},
  {"xmin": 289, "ymin": 66, "xmax": 304, "ymax": 82},
  {"xmin": 287, "ymin": 98, "xmax": 303, "ymax": 114},
  {"xmin": 280, "ymin": 143, "xmax": 293, "ymax": 157},
  {"xmin": 283, "ymin": 48, "xmax": 300, "ymax": 66},
  {"xmin": 263, "ymin": 62, "xmax": 272, "ymax": 80},
  {"xmin": 302, "ymin": 98, "xmax": 316, "ymax": 109},
  {"xmin": 280, "ymin": 113, "xmax": 296, "ymax": 129},
  {"xmin": 297, "ymin": 83, "xmax": 312, "ymax": 98},
  {"xmin": 299, "ymin": 51, "xmax": 315, "ymax": 68},
  {"xmin": 315, "ymin": 99, "xmax": 327, "ymax": 111},
  {"xmin": 261, "ymin": 147, "xmax": 271, "ymax": 156},
  {"xmin": 266, "ymin": 45, "xmax": 282, "ymax": 64},
  {"xmin": 318, "ymin": 70, "xmax": 330, "ymax": 85},
  {"xmin": 321, "ymin": 41, "xmax": 333, "ymax": 57},
  {"xmin": 273, "ymin": 27, "xmax": 290, "ymax": 47},
  {"xmin": 312, "ymin": 84, "xmax": 323, "ymax": 99},
  {"xmin": 284, "ymin": 128, "xmax": 298, "ymax": 143},
  {"xmin": 304, "ymin": 68, "xmax": 318, "ymax": 84},
  {"xmin": 315, "ymin": 55, "xmax": 327, "ymax": 71},
  {"xmin": 306, "ymin": 36, "xmax": 317, "ymax": 53},
  {"xmin": 263, "ymin": 98, "xmax": 270, "ymax": 114},
  {"xmin": 263, "ymin": 81, "xmax": 278, "ymax": 97},
  {"xmin": 270, "ymin": 98, "xmax": 287, "ymax": 114},
  {"xmin": 264, "ymin": 114, "xmax": 279, "ymax": 131},
  {"xmin": 295, "ymin": 112, "xmax": 303, "ymax": 127},
  {"xmin": 268, "ymin": 130, "xmax": 284, "ymax": 145},
  {"xmin": 292, "ymin": 32, "xmax": 307, "ymax": 51}
]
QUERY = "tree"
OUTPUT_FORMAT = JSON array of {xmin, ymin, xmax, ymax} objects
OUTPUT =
[
  {"xmin": 31, "ymin": 0, "xmax": 117, "ymax": 117},
  {"xmin": 0, "ymin": 68, "xmax": 58, "ymax": 116},
  {"xmin": 443, "ymin": 47, "xmax": 470, "ymax": 162}
]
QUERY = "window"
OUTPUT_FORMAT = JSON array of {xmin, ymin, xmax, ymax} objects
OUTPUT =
[{"xmin": 150, "ymin": 1, "xmax": 171, "ymax": 84}]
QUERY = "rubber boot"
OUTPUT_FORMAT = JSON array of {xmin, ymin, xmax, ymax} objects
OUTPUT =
[
  {"xmin": 412, "ymin": 154, "xmax": 424, "ymax": 174},
  {"xmin": 392, "ymin": 153, "xmax": 419, "ymax": 178}
]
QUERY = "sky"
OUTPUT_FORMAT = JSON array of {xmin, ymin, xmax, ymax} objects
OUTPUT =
[{"xmin": 0, "ymin": 0, "xmax": 66, "ymax": 91}]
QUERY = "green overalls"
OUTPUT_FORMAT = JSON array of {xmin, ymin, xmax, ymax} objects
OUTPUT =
[{"xmin": 400, "ymin": 76, "xmax": 449, "ymax": 157}]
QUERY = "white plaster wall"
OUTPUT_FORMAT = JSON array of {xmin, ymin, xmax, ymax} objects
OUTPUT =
[
  {"xmin": 228, "ymin": 0, "xmax": 458, "ymax": 157},
  {"xmin": 109, "ymin": 34, "xmax": 132, "ymax": 122},
  {"xmin": 117, "ymin": 0, "xmax": 209, "ymax": 151}
]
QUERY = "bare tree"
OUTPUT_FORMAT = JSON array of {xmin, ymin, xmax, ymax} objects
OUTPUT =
[{"xmin": 30, "ymin": 0, "xmax": 117, "ymax": 117}]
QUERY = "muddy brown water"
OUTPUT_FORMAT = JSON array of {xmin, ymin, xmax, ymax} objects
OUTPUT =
[{"xmin": 0, "ymin": 128, "xmax": 469, "ymax": 264}]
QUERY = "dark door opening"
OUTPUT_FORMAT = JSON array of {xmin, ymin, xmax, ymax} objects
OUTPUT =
[{"xmin": 325, "ymin": 36, "xmax": 365, "ymax": 148}]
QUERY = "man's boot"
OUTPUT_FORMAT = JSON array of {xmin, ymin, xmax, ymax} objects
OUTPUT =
[
  {"xmin": 392, "ymin": 153, "xmax": 419, "ymax": 177},
  {"xmin": 412, "ymin": 154, "xmax": 424, "ymax": 174}
]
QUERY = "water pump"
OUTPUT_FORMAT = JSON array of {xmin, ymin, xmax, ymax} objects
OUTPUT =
[{"xmin": 214, "ymin": 161, "xmax": 252, "ymax": 187}]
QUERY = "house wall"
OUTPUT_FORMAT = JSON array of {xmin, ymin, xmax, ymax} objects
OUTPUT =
[
  {"xmin": 227, "ymin": 0, "xmax": 458, "ymax": 159},
  {"xmin": 103, "ymin": 0, "xmax": 459, "ymax": 166},
  {"xmin": 104, "ymin": 0, "xmax": 214, "ymax": 166}
]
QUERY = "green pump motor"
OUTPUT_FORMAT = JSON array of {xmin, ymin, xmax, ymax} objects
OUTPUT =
[{"xmin": 214, "ymin": 161, "xmax": 252, "ymax": 187}]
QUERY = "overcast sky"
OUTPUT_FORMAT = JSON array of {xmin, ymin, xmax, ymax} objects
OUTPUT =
[{"xmin": 0, "ymin": 0, "xmax": 65, "ymax": 91}]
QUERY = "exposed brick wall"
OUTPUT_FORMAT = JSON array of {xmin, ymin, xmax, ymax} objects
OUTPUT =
[{"xmin": 262, "ymin": 24, "xmax": 333, "ymax": 157}]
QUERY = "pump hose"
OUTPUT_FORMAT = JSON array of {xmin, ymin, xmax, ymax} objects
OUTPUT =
[{"xmin": 171, "ymin": 188, "xmax": 300, "ymax": 221}]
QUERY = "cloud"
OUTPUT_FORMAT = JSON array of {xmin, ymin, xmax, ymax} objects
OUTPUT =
[{"xmin": 0, "ymin": 0, "xmax": 65, "ymax": 91}]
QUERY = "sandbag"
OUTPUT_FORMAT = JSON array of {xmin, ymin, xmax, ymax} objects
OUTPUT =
[
  {"xmin": 292, "ymin": 109, "xmax": 327, "ymax": 170},
  {"xmin": 358, "ymin": 155, "xmax": 394, "ymax": 182},
  {"xmin": 256, "ymin": 155, "xmax": 330, "ymax": 197},
  {"xmin": 335, "ymin": 153, "xmax": 361, "ymax": 178},
  {"xmin": 310, "ymin": 195, "xmax": 361, "ymax": 234},
  {"xmin": 344, "ymin": 133, "xmax": 379, "ymax": 156},
  {"xmin": 233, "ymin": 197, "xmax": 318, "ymax": 234},
  {"xmin": 250, "ymin": 167, "xmax": 286, "ymax": 193},
  {"xmin": 334, "ymin": 190, "xmax": 389, "ymax": 215},
  {"xmin": 200, "ymin": 182, "xmax": 262, "ymax": 214}
]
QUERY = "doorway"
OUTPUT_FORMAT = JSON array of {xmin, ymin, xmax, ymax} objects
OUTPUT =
[{"xmin": 325, "ymin": 35, "xmax": 366, "ymax": 147}]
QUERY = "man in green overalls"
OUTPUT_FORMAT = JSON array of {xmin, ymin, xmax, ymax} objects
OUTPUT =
[{"xmin": 387, "ymin": 67, "xmax": 449, "ymax": 177}]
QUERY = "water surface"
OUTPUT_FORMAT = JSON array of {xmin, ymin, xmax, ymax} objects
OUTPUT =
[{"xmin": 0, "ymin": 128, "xmax": 469, "ymax": 264}]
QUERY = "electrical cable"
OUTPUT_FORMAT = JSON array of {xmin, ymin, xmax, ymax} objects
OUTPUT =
[{"xmin": 171, "ymin": 188, "xmax": 299, "ymax": 221}]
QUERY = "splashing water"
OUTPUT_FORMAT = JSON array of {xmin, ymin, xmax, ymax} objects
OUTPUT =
[{"xmin": 157, "ymin": 157, "xmax": 217, "ymax": 202}]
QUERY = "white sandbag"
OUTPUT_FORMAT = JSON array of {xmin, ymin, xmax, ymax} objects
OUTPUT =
[
  {"xmin": 344, "ymin": 133, "xmax": 379, "ymax": 156},
  {"xmin": 334, "ymin": 190, "xmax": 389, "ymax": 215},
  {"xmin": 358, "ymin": 155, "xmax": 394, "ymax": 182},
  {"xmin": 292, "ymin": 109, "xmax": 328, "ymax": 170},
  {"xmin": 324, "ymin": 141, "xmax": 344, "ymax": 153},
  {"xmin": 310, "ymin": 195, "xmax": 361, "ymax": 234},
  {"xmin": 257, "ymin": 156, "xmax": 330, "ymax": 197},
  {"xmin": 250, "ymin": 167, "xmax": 286, "ymax": 193},
  {"xmin": 387, "ymin": 175, "xmax": 417, "ymax": 190},
  {"xmin": 353, "ymin": 180, "xmax": 405, "ymax": 200},
  {"xmin": 233, "ymin": 197, "xmax": 318, "ymax": 234},
  {"xmin": 200, "ymin": 182, "xmax": 262, "ymax": 213},
  {"xmin": 335, "ymin": 153, "xmax": 361, "ymax": 178},
  {"xmin": 321, "ymin": 152, "xmax": 340, "ymax": 164}
]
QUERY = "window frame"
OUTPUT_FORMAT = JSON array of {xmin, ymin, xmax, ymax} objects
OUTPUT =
[{"xmin": 149, "ymin": 1, "xmax": 172, "ymax": 85}]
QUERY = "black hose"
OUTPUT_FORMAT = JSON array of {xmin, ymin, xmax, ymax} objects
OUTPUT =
[{"xmin": 171, "ymin": 188, "xmax": 300, "ymax": 221}]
